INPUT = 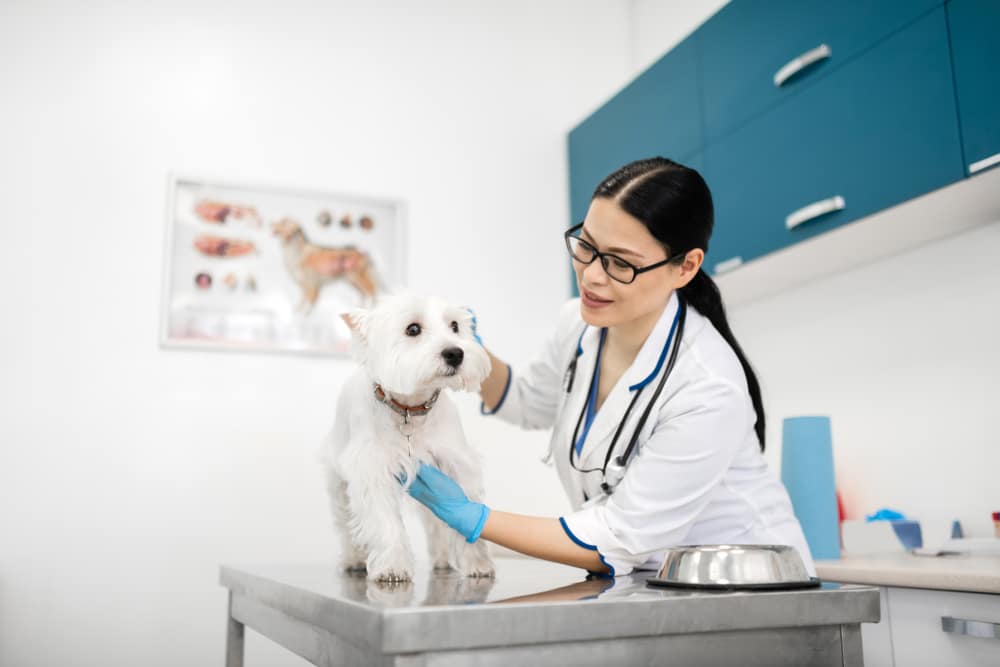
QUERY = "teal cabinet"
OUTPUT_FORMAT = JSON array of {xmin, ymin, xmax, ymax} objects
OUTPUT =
[
  {"xmin": 947, "ymin": 0, "xmax": 1000, "ymax": 175},
  {"xmin": 697, "ymin": 0, "xmax": 943, "ymax": 143},
  {"xmin": 702, "ymin": 7, "xmax": 964, "ymax": 273},
  {"xmin": 567, "ymin": 37, "xmax": 701, "ymax": 228}
]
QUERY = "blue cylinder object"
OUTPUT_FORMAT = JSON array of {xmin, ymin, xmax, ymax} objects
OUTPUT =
[{"xmin": 781, "ymin": 416, "xmax": 840, "ymax": 560}]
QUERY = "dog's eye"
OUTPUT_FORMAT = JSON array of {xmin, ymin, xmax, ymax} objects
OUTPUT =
[
  {"xmin": 450, "ymin": 321, "xmax": 459, "ymax": 334},
  {"xmin": 405, "ymin": 323, "xmax": 421, "ymax": 337}
]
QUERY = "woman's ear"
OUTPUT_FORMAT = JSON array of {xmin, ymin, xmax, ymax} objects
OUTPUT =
[{"xmin": 674, "ymin": 249, "xmax": 705, "ymax": 289}]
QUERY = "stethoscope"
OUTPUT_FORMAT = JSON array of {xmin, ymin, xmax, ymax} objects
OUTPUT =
[{"xmin": 564, "ymin": 297, "xmax": 687, "ymax": 496}]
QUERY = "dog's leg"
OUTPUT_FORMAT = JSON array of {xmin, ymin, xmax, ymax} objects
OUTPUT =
[
  {"xmin": 417, "ymin": 503, "xmax": 453, "ymax": 572},
  {"xmin": 298, "ymin": 282, "xmax": 319, "ymax": 313},
  {"xmin": 325, "ymin": 470, "xmax": 367, "ymax": 573},
  {"xmin": 342, "ymin": 452, "xmax": 415, "ymax": 583},
  {"xmin": 452, "ymin": 528, "xmax": 495, "ymax": 578},
  {"xmin": 348, "ymin": 267, "xmax": 378, "ymax": 303},
  {"xmin": 436, "ymin": 456, "xmax": 496, "ymax": 579}
]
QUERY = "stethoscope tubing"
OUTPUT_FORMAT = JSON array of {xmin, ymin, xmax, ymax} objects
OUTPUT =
[{"xmin": 567, "ymin": 298, "xmax": 688, "ymax": 494}]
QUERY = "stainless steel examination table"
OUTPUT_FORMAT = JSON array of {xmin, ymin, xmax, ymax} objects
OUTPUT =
[{"xmin": 220, "ymin": 557, "xmax": 879, "ymax": 666}]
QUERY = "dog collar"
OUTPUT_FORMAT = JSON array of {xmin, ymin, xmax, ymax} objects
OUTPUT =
[{"xmin": 373, "ymin": 384, "xmax": 440, "ymax": 424}]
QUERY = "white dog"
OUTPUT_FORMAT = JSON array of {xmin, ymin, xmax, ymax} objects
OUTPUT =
[{"xmin": 322, "ymin": 294, "xmax": 496, "ymax": 582}]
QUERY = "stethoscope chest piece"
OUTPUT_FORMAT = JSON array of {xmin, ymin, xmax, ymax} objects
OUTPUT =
[{"xmin": 600, "ymin": 457, "xmax": 627, "ymax": 495}]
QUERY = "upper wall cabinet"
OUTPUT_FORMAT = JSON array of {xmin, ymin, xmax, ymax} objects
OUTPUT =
[
  {"xmin": 697, "ymin": 0, "xmax": 943, "ymax": 143},
  {"xmin": 947, "ymin": 0, "xmax": 1000, "ymax": 176},
  {"xmin": 567, "ymin": 37, "xmax": 700, "ymax": 228},
  {"xmin": 701, "ymin": 7, "xmax": 964, "ymax": 272},
  {"xmin": 567, "ymin": 0, "xmax": 997, "ymax": 286}
]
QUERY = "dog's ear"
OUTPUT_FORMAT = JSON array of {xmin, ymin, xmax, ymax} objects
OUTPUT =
[{"xmin": 341, "ymin": 309, "xmax": 369, "ymax": 341}]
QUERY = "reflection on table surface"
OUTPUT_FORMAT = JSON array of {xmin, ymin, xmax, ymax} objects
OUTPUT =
[{"xmin": 225, "ymin": 556, "xmax": 845, "ymax": 609}]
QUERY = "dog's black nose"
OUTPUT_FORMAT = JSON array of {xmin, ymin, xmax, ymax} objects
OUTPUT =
[{"xmin": 442, "ymin": 347, "xmax": 464, "ymax": 368}]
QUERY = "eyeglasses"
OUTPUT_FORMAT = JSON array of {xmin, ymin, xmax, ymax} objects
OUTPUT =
[{"xmin": 563, "ymin": 223, "xmax": 686, "ymax": 285}]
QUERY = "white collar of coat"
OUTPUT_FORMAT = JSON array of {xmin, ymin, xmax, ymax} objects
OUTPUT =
[
  {"xmin": 575, "ymin": 291, "xmax": 681, "ymax": 387},
  {"xmin": 571, "ymin": 291, "xmax": 682, "ymax": 464},
  {"xmin": 623, "ymin": 290, "xmax": 682, "ymax": 392}
]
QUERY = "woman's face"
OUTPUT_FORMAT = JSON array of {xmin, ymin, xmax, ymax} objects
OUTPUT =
[{"xmin": 574, "ymin": 197, "xmax": 701, "ymax": 329}]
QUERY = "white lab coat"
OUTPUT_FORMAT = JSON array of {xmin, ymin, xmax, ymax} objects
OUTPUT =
[{"xmin": 485, "ymin": 293, "xmax": 816, "ymax": 577}]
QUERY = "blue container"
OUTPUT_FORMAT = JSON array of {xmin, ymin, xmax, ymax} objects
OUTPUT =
[{"xmin": 781, "ymin": 416, "xmax": 840, "ymax": 560}]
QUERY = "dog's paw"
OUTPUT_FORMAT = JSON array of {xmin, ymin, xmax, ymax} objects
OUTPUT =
[
  {"xmin": 368, "ymin": 548, "xmax": 415, "ymax": 583},
  {"xmin": 459, "ymin": 547, "xmax": 496, "ymax": 579},
  {"xmin": 371, "ymin": 566, "xmax": 414, "ymax": 583},
  {"xmin": 341, "ymin": 559, "xmax": 368, "ymax": 575},
  {"xmin": 462, "ymin": 563, "xmax": 496, "ymax": 579}
]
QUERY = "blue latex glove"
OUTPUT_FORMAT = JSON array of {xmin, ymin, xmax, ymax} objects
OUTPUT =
[
  {"xmin": 866, "ymin": 508, "xmax": 906, "ymax": 522},
  {"xmin": 402, "ymin": 462, "xmax": 490, "ymax": 543},
  {"xmin": 465, "ymin": 307, "xmax": 483, "ymax": 346}
]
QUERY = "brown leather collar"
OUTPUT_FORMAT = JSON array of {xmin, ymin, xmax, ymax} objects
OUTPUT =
[{"xmin": 373, "ymin": 384, "xmax": 440, "ymax": 424}]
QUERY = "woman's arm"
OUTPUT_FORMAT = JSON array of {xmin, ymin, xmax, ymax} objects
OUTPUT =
[
  {"xmin": 404, "ymin": 462, "xmax": 610, "ymax": 575},
  {"xmin": 480, "ymin": 510, "xmax": 609, "ymax": 574},
  {"xmin": 471, "ymin": 300, "xmax": 580, "ymax": 427},
  {"xmin": 479, "ymin": 349, "xmax": 510, "ymax": 413}
]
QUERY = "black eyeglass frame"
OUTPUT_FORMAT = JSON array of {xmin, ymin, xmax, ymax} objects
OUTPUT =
[{"xmin": 563, "ymin": 222, "xmax": 687, "ymax": 285}]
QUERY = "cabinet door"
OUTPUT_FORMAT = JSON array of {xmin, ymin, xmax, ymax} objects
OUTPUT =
[
  {"xmin": 567, "ymin": 37, "xmax": 700, "ymax": 228},
  {"xmin": 698, "ymin": 0, "xmax": 943, "ymax": 143},
  {"xmin": 701, "ymin": 6, "xmax": 964, "ymax": 274},
  {"xmin": 888, "ymin": 587, "xmax": 1000, "ymax": 666},
  {"xmin": 947, "ymin": 0, "xmax": 1000, "ymax": 175},
  {"xmin": 860, "ymin": 587, "xmax": 895, "ymax": 667}
]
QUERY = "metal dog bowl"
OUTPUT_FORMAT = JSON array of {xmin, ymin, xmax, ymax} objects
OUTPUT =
[{"xmin": 646, "ymin": 544, "xmax": 821, "ymax": 591}]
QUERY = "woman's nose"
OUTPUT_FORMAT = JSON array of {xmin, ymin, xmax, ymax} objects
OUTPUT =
[{"xmin": 582, "ymin": 258, "xmax": 608, "ymax": 285}]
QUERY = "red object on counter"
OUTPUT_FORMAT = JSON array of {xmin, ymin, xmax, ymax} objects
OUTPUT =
[{"xmin": 836, "ymin": 490, "xmax": 846, "ymax": 551}]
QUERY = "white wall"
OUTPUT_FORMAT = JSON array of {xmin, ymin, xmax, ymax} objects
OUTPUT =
[
  {"xmin": 628, "ymin": 0, "xmax": 728, "ymax": 73},
  {"xmin": 728, "ymin": 219, "xmax": 1000, "ymax": 541},
  {"xmin": 0, "ymin": 1, "xmax": 637, "ymax": 665}
]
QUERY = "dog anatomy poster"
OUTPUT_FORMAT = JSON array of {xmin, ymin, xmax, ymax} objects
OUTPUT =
[{"xmin": 160, "ymin": 176, "xmax": 405, "ymax": 355}]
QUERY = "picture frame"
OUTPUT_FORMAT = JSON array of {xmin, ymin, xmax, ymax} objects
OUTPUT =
[{"xmin": 159, "ymin": 174, "xmax": 407, "ymax": 356}]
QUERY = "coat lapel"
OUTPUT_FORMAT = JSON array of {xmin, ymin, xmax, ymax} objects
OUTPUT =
[
  {"xmin": 562, "ymin": 322, "xmax": 600, "ymax": 440},
  {"xmin": 577, "ymin": 292, "xmax": 681, "ymax": 470}
]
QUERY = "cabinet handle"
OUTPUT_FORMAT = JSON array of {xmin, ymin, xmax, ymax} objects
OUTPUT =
[
  {"xmin": 941, "ymin": 616, "xmax": 1000, "ymax": 640},
  {"xmin": 774, "ymin": 44, "xmax": 832, "ymax": 87},
  {"xmin": 969, "ymin": 151, "xmax": 1000, "ymax": 175},
  {"xmin": 785, "ymin": 195, "xmax": 846, "ymax": 230}
]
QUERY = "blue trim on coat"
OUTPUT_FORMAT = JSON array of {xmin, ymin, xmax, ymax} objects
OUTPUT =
[
  {"xmin": 558, "ymin": 517, "xmax": 616, "ymax": 578},
  {"xmin": 480, "ymin": 363, "xmax": 512, "ymax": 415},
  {"xmin": 575, "ymin": 328, "xmax": 606, "ymax": 455},
  {"xmin": 628, "ymin": 302, "xmax": 683, "ymax": 392},
  {"xmin": 575, "ymin": 325, "xmax": 588, "ymax": 357}
]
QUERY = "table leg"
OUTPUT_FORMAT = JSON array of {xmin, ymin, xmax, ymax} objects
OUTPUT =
[
  {"xmin": 840, "ymin": 623, "xmax": 864, "ymax": 666},
  {"xmin": 226, "ymin": 591, "xmax": 245, "ymax": 667}
]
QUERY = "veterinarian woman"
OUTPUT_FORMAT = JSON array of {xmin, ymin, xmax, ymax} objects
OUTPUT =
[{"xmin": 406, "ymin": 157, "xmax": 815, "ymax": 578}]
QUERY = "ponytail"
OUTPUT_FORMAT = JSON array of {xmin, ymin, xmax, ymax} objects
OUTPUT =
[
  {"xmin": 593, "ymin": 157, "xmax": 765, "ymax": 450},
  {"xmin": 680, "ymin": 269, "xmax": 766, "ymax": 451}
]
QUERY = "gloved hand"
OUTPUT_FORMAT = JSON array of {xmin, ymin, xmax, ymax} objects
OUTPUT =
[
  {"xmin": 402, "ymin": 461, "xmax": 490, "ymax": 543},
  {"xmin": 465, "ymin": 307, "xmax": 483, "ymax": 346}
]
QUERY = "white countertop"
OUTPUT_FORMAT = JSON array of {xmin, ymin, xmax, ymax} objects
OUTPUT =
[{"xmin": 816, "ymin": 553, "xmax": 1000, "ymax": 594}]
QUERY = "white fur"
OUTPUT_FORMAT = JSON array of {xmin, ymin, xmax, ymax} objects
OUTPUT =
[{"xmin": 322, "ymin": 294, "xmax": 495, "ymax": 582}]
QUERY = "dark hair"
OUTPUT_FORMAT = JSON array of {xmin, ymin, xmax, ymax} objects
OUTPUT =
[{"xmin": 592, "ymin": 157, "xmax": 766, "ymax": 451}]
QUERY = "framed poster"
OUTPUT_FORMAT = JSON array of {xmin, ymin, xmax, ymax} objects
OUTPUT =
[{"xmin": 160, "ymin": 175, "xmax": 406, "ymax": 355}]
